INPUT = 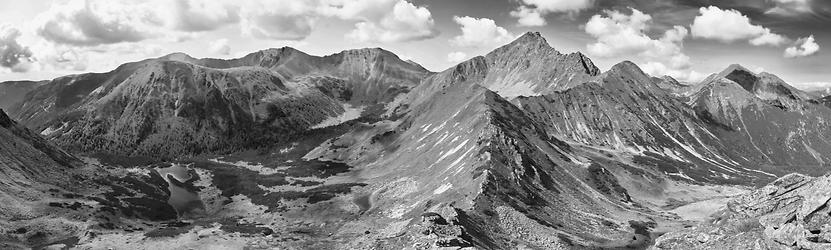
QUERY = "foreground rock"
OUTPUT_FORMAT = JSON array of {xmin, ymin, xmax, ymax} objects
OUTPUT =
[{"xmin": 653, "ymin": 173, "xmax": 831, "ymax": 249}]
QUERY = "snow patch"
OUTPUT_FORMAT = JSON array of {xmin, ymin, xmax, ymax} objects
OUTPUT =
[
  {"xmin": 40, "ymin": 122, "xmax": 68, "ymax": 136},
  {"xmin": 310, "ymin": 104, "xmax": 365, "ymax": 129},
  {"xmin": 433, "ymin": 183, "xmax": 453, "ymax": 194},
  {"xmin": 209, "ymin": 158, "xmax": 287, "ymax": 175}
]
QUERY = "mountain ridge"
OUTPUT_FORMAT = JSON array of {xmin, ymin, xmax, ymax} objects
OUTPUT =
[{"xmin": 5, "ymin": 31, "xmax": 831, "ymax": 249}]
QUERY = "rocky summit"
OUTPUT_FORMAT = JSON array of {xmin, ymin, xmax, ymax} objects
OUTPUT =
[{"xmin": 3, "ymin": 32, "xmax": 831, "ymax": 249}]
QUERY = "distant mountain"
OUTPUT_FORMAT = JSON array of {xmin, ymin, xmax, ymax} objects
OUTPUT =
[
  {"xmin": 652, "ymin": 75, "xmax": 689, "ymax": 95},
  {"xmin": 802, "ymin": 85, "xmax": 831, "ymax": 98},
  {"xmin": 689, "ymin": 65, "xmax": 831, "ymax": 171},
  {"xmin": 517, "ymin": 61, "xmax": 764, "ymax": 185},
  {"xmin": 0, "ymin": 80, "xmax": 46, "ymax": 110},
  {"xmin": 5, "ymin": 47, "xmax": 428, "ymax": 159}
]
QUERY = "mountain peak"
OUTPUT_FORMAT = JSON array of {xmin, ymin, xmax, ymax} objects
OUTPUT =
[
  {"xmin": 160, "ymin": 52, "xmax": 196, "ymax": 62},
  {"xmin": 609, "ymin": 61, "xmax": 643, "ymax": 74},
  {"xmin": 718, "ymin": 64, "xmax": 758, "ymax": 92},
  {"xmin": 517, "ymin": 31, "xmax": 545, "ymax": 42},
  {"xmin": 257, "ymin": 46, "xmax": 302, "ymax": 57},
  {"xmin": 502, "ymin": 31, "xmax": 553, "ymax": 51},
  {"xmin": 339, "ymin": 47, "xmax": 397, "ymax": 60},
  {"xmin": 720, "ymin": 64, "xmax": 754, "ymax": 75}
]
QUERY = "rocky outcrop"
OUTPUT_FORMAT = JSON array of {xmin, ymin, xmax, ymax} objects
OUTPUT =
[{"xmin": 653, "ymin": 173, "xmax": 831, "ymax": 249}]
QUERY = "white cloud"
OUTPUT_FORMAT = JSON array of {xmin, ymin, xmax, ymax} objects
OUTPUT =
[
  {"xmin": 447, "ymin": 51, "xmax": 467, "ymax": 63},
  {"xmin": 30, "ymin": 0, "xmax": 440, "ymax": 47},
  {"xmin": 450, "ymin": 16, "xmax": 515, "ymax": 48},
  {"xmin": 510, "ymin": 0, "xmax": 594, "ymax": 26},
  {"xmin": 793, "ymin": 81, "xmax": 831, "ymax": 91},
  {"xmin": 785, "ymin": 35, "xmax": 820, "ymax": 58},
  {"xmin": 209, "ymin": 38, "xmax": 231, "ymax": 55},
  {"xmin": 641, "ymin": 62, "xmax": 707, "ymax": 83},
  {"xmin": 239, "ymin": 0, "xmax": 321, "ymax": 41},
  {"xmin": 510, "ymin": 7, "xmax": 546, "ymax": 27},
  {"xmin": 749, "ymin": 32, "xmax": 788, "ymax": 46},
  {"xmin": 0, "ymin": 24, "xmax": 34, "ymax": 72},
  {"xmin": 584, "ymin": 8, "xmax": 700, "ymax": 82},
  {"xmin": 690, "ymin": 6, "xmax": 788, "ymax": 46},
  {"xmin": 324, "ymin": 0, "xmax": 439, "ymax": 43},
  {"xmin": 33, "ymin": 0, "xmax": 162, "ymax": 46}
]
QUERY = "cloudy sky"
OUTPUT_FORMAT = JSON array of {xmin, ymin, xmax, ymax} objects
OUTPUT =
[{"xmin": 0, "ymin": 0, "xmax": 829, "ymax": 89}]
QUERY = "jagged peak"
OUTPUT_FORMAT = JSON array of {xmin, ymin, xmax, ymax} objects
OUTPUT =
[
  {"xmin": 491, "ymin": 31, "xmax": 558, "ymax": 55},
  {"xmin": 567, "ymin": 51, "xmax": 601, "ymax": 76},
  {"xmin": 515, "ymin": 31, "xmax": 547, "ymax": 44}
]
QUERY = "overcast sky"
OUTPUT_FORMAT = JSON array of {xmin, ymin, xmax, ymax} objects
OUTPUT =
[{"xmin": 0, "ymin": 0, "xmax": 828, "ymax": 89}]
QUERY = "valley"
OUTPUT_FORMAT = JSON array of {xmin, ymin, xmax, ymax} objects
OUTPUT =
[{"xmin": 2, "ymin": 32, "xmax": 831, "ymax": 249}]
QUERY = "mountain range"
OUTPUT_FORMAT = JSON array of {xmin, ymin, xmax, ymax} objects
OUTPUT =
[{"xmin": 2, "ymin": 32, "xmax": 831, "ymax": 249}]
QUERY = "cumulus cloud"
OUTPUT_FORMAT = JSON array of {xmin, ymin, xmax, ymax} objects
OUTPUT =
[
  {"xmin": 511, "ymin": 0, "xmax": 594, "ymax": 26},
  {"xmin": 585, "ymin": 8, "xmax": 700, "ymax": 82},
  {"xmin": 785, "ymin": 35, "xmax": 820, "ymax": 58},
  {"xmin": 0, "ymin": 24, "xmax": 34, "ymax": 72},
  {"xmin": 690, "ymin": 6, "xmax": 788, "ymax": 46},
  {"xmin": 641, "ymin": 62, "xmax": 707, "ymax": 83},
  {"xmin": 323, "ymin": 0, "xmax": 439, "ymax": 43},
  {"xmin": 239, "ymin": 0, "xmax": 320, "ymax": 40},
  {"xmin": 447, "ymin": 51, "xmax": 467, "ymax": 63},
  {"xmin": 209, "ymin": 38, "xmax": 231, "ymax": 55},
  {"xmin": 450, "ymin": 16, "xmax": 515, "ymax": 48},
  {"xmin": 31, "ymin": 0, "xmax": 439, "ymax": 45},
  {"xmin": 33, "ymin": 0, "xmax": 162, "ymax": 46}
]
